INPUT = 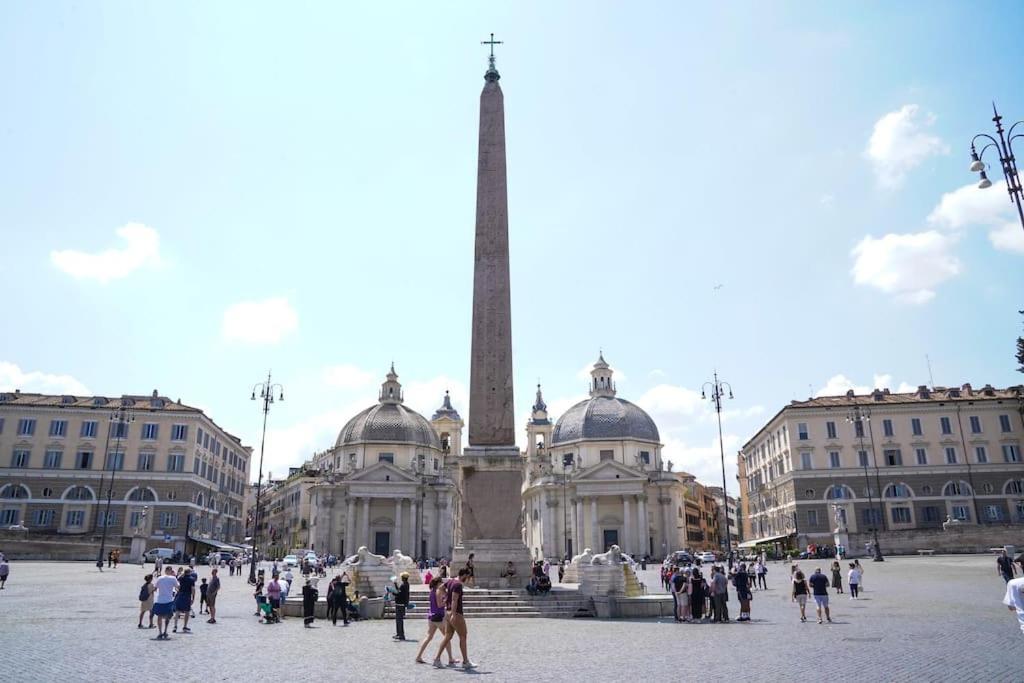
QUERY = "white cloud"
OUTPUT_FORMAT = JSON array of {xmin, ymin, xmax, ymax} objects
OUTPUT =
[
  {"xmin": 929, "ymin": 179, "xmax": 1024, "ymax": 253},
  {"xmin": 819, "ymin": 194, "xmax": 835, "ymax": 207},
  {"xmin": 50, "ymin": 223, "xmax": 161, "ymax": 283},
  {"xmin": 850, "ymin": 230, "xmax": 961, "ymax": 303},
  {"xmin": 815, "ymin": 373, "xmax": 917, "ymax": 397},
  {"xmin": 323, "ymin": 364, "xmax": 374, "ymax": 390},
  {"xmin": 636, "ymin": 384, "xmax": 705, "ymax": 418},
  {"xmin": 221, "ymin": 297, "xmax": 298, "ymax": 345},
  {"xmin": 0, "ymin": 361, "xmax": 89, "ymax": 395},
  {"xmin": 662, "ymin": 434, "xmax": 743, "ymax": 495},
  {"xmin": 865, "ymin": 105, "xmax": 949, "ymax": 188},
  {"xmin": 647, "ymin": 369, "xmax": 667, "ymax": 380}
]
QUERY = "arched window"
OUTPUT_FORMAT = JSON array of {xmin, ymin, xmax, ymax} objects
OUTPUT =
[
  {"xmin": 64, "ymin": 485, "xmax": 94, "ymax": 501},
  {"xmin": 127, "ymin": 487, "xmax": 157, "ymax": 502},
  {"xmin": 0, "ymin": 484, "xmax": 29, "ymax": 499},
  {"xmin": 826, "ymin": 485, "xmax": 853, "ymax": 500},
  {"xmin": 884, "ymin": 483, "xmax": 912, "ymax": 498},
  {"xmin": 943, "ymin": 481, "xmax": 972, "ymax": 497},
  {"xmin": 1005, "ymin": 479, "xmax": 1024, "ymax": 496}
]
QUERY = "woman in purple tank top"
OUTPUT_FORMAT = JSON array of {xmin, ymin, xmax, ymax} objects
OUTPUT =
[{"xmin": 415, "ymin": 577, "xmax": 457, "ymax": 666}]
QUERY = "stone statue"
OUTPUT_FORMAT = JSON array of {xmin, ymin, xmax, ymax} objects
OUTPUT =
[
  {"xmin": 570, "ymin": 548, "xmax": 593, "ymax": 565},
  {"xmin": 343, "ymin": 545, "xmax": 387, "ymax": 567},
  {"xmin": 387, "ymin": 549, "xmax": 416, "ymax": 571},
  {"xmin": 832, "ymin": 504, "xmax": 847, "ymax": 532},
  {"xmin": 942, "ymin": 515, "xmax": 962, "ymax": 530},
  {"xmin": 590, "ymin": 544, "xmax": 626, "ymax": 565}
]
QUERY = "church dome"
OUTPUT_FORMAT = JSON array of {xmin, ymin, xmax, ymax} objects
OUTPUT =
[
  {"xmin": 551, "ymin": 354, "xmax": 659, "ymax": 445},
  {"xmin": 551, "ymin": 396, "xmax": 660, "ymax": 444},
  {"xmin": 335, "ymin": 366, "xmax": 441, "ymax": 450}
]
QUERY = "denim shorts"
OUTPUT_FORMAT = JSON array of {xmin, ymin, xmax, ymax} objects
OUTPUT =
[{"xmin": 813, "ymin": 595, "xmax": 829, "ymax": 608}]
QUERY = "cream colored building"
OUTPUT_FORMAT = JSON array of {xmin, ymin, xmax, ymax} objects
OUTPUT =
[
  {"xmin": 739, "ymin": 384, "xmax": 1024, "ymax": 547},
  {"xmin": 292, "ymin": 366, "xmax": 461, "ymax": 559},
  {"xmin": 0, "ymin": 389, "xmax": 251, "ymax": 554},
  {"xmin": 522, "ymin": 355, "xmax": 718, "ymax": 561}
]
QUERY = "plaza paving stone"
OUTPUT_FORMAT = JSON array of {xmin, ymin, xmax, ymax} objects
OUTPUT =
[{"xmin": 0, "ymin": 554, "xmax": 1018, "ymax": 681}]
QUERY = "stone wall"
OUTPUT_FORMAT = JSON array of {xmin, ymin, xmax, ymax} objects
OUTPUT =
[
  {"xmin": 848, "ymin": 524, "xmax": 1024, "ymax": 555},
  {"xmin": 0, "ymin": 532, "xmax": 129, "ymax": 560}
]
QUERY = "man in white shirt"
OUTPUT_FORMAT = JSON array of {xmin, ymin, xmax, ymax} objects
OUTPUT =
[
  {"xmin": 1003, "ymin": 576, "xmax": 1024, "ymax": 635},
  {"xmin": 152, "ymin": 566, "xmax": 179, "ymax": 640}
]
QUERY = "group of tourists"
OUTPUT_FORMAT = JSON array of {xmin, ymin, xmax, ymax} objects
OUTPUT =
[
  {"xmin": 137, "ymin": 565, "xmax": 220, "ymax": 639},
  {"xmin": 668, "ymin": 563, "xmax": 754, "ymax": 624}
]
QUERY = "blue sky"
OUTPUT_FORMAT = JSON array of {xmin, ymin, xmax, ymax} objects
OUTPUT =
[{"xmin": 2, "ymin": 2, "xmax": 1022, "ymax": 493}]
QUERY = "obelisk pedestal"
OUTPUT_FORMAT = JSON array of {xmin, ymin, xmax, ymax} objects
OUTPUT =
[{"xmin": 453, "ymin": 42, "xmax": 531, "ymax": 588}]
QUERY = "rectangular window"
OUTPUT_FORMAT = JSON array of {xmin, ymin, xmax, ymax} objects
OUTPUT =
[
  {"xmin": 138, "ymin": 452, "xmax": 154, "ymax": 471},
  {"xmin": 922, "ymin": 506, "xmax": 941, "ymax": 523},
  {"xmin": 74, "ymin": 451, "xmax": 93, "ymax": 469},
  {"xmin": 940, "ymin": 417, "xmax": 952, "ymax": 435},
  {"xmin": 975, "ymin": 446, "xmax": 988, "ymax": 464},
  {"xmin": 1004, "ymin": 445, "xmax": 1022, "ymax": 463},
  {"xmin": 17, "ymin": 418, "xmax": 36, "ymax": 436},
  {"xmin": 806, "ymin": 510, "xmax": 818, "ymax": 527},
  {"xmin": 862, "ymin": 508, "xmax": 882, "ymax": 526},
  {"xmin": 969, "ymin": 416, "xmax": 982, "ymax": 434},
  {"xmin": 829, "ymin": 451, "xmax": 841, "ymax": 468},
  {"xmin": 0, "ymin": 417, "xmax": 4, "ymax": 434},
  {"xmin": 797, "ymin": 423, "xmax": 809, "ymax": 440},
  {"xmin": 65, "ymin": 510, "xmax": 85, "ymax": 527},
  {"xmin": 0, "ymin": 509, "xmax": 18, "ymax": 525},
  {"xmin": 854, "ymin": 421, "xmax": 865, "ymax": 438},
  {"xmin": 952, "ymin": 505, "xmax": 970, "ymax": 522},
  {"xmin": 858, "ymin": 450, "xmax": 869, "ymax": 468},
  {"xmin": 44, "ymin": 449, "xmax": 62, "ymax": 468},
  {"xmin": 48, "ymin": 419, "xmax": 67, "ymax": 437},
  {"xmin": 891, "ymin": 507, "xmax": 912, "ymax": 524},
  {"xmin": 142, "ymin": 423, "xmax": 159, "ymax": 440},
  {"xmin": 33, "ymin": 509, "xmax": 55, "ymax": 526},
  {"xmin": 945, "ymin": 447, "xmax": 957, "ymax": 464},
  {"xmin": 985, "ymin": 505, "xmax": 1003, "ymax": 521},
  {"xmin": 639, "ymin": 451, "xmax": 651, "ymax": 464},
  {"xmin": 826, "ymin": 421, "xmax": 837, "ymax": 440},
  {"xmin": 1017, "ymin": 502, "xmax": 1024, "ymax": 522},
  {"xmin": 111, "ymin": 421, "xmax": 128, "ymax": 439},
  {"xmin": 599, "ymin": 450, "xmax": 614, "ymax": 462},
  {"xmin": 203, "ymin": 433, "xmax": 210, "ymax": 449},
  {"xmin": 80, "ymin": 421, "xmax": 98, "ymax": 438},
  {"xmin": 884, "ymin": 449, "xmax": 902, "ymax": 466},
  {"xmin": 911, "ymin": 418, "xmax": 923, "ymax": 436},
  {"xmin": 159, "ymin": 512, "xmax": 178, "ymax": 529},
  {"xmin": 196, "ymin": 427, "xmax": 203, "ymax": 445},
  {"xmin": 171, "ymin": 424, "xmax": 188, "ymax": 441},
  {"xmin": 167, "ymin": 453, "xmax": 185, "ymax": 472},
  {"xmin": 377, "ymin": 453, "xmax": 394, "ymax": 464},
  {"xmin": 801, "ymin": 452, "xmax": 812, "ymax": 470},
  {"xmin": 104, "ymin": 451, "xmax": 125, "ymax": 471},
  {"xmin": 11, "ymin": 449, "xmax": 30, "ymax": 468},
  {"xmin": 1000, "ymin": 415, "xmax": 1013, "ymax": 433},
  {"xmin": 883, "ymin": 419, "xmax": 894, "ymax": 437},
  {"xmin": 193, "ymin": 458, "xmax": 200, "ymax": 475},
  {"xmin": 915, "ymin": 448, "xmax": 927, "ymax": 465}
]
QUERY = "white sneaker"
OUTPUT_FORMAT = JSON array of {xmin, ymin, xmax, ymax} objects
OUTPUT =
[{"xmin": 463, "ymin": 661, "xmax": 477, "ymax": 670}]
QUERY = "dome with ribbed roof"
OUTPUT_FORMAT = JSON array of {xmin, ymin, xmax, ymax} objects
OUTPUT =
[{"xmin": 335, "ymin": 366, "xmax": 441, "ymax": 450}]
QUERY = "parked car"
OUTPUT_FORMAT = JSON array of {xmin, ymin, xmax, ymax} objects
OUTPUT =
[
  {"xmin": 282, "ymin": 554, "xmax": 299, "ymax": 567},
  {"xmin": 304, "ymin": 552, "xmax": 318, "ymax": 566},
  {"xmin": 668, "ymin": 551, "xmax": 694, "ymax": 567},
  {"xmin": 696, "ymin": 551, "xmax": 718, "ymax": 564},
  {"xmin": 144, "ymin": 547, "xmax": 175, "ymax": 563}
]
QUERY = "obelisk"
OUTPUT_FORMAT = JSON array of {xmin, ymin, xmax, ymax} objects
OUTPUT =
[{"xmin": 455, "ymin": 35, "xmax": 532, "ymax": 585}]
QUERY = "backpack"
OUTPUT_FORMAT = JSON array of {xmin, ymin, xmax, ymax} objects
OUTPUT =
[{"xmin": 139, "ymin": 584, "xmax": 150, "ymax": 602}]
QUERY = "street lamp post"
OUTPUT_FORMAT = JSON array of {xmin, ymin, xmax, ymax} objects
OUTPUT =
[
  {"xmin": 846, "ymin": 405, "xmax": 885, "ymax": 562},
  {"xmin": 702, "ymin": 372, "xmax": 733, "ymax": 559},
  {"xmin": 97, "ymin": 403, "xmax": 134, "ymax": 571},
  {"xmin": 248, "ymin": 372, "xmax": 284, "ymax": 584},
  {"xmin": 968, "ymin": 103, "xmax": 1024, "ymax": 233}
]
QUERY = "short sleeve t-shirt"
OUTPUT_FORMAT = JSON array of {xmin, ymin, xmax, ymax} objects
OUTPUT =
[
  {"xmin": 447, "ymin": 581, "xmax": 464, "ymax": 614},
  {"xmin": 208, "ymin": 576, "xmax": 220, "ymax": 596},
  {"xmin": 848, "ymin": 568, "xmax": 862, "ymax": 584},
  {"xmin": 267, "ymin": 580, "xmax": 282, "ymax": 600},
  {"xmin": 808, "ymin": 573, "xmax": 830, "ymax": 596},
  {"xmin": 154, "ymin": 575, "xmax": 178, "ymax": 603}
]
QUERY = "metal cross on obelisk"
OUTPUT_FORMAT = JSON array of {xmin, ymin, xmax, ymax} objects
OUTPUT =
[{"xmin": 481, "ymin": 32, "xmax": 503, "ymax": 76}]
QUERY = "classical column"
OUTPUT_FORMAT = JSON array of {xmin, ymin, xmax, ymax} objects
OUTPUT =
[
  {"xmin": 590, "ymin": 496, "xmax": 599, "ymax": 552},
  {"xmin": 361, "ymin": 497, "xmax": 371, "ymax": 550},
  {"xmin": 575, "ymin": 497, "xmax": 584, "ymax": 551},
  {"xmin": 434, "ymin": 492, "xmax": 443, "ymax": 559},
  {"xmin": 394, "ymin": 498, "xmax": 404, "ymax": 553},
  {"xmin": 411, "ymin": 497, "xmax": 419, "ymax": 558},
  {"xmin": 345, "ymin": 496, "xmax": 356, "ymax": 556},
  {"xmin": 622, "ymin": 495, "xmax": 632, "ymax": 554},
  {"xmin": 571, "ymin": 497, "xmax": 579, "ymax": 555},
  {"xmin": 544, "ymin": 492, "xmax": 556, "ymax": 558},
  {"xmin": 637, "ymin": 494, "xmax": 648, "ymax": 557}
]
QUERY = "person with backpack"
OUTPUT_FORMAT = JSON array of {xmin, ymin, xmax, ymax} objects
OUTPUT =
[{"xmin": 138, "ymin": 574, "xmax": 155, "ymax": 629}]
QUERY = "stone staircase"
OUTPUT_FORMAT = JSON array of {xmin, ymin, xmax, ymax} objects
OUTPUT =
[{"xmin": 410, "ymin": 586, "xmax": 595, "ymax": 619}]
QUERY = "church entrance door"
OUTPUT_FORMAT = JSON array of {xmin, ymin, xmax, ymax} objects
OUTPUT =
[
  {"xmin": 374, "ymin": 531, "xmax": 390, "ymax": 557},
  {"xmin": 602, "ymin": 529, "xmax": 618, "ymax": 552}
]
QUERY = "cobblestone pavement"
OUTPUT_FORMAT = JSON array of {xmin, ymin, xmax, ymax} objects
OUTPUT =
[{"xmin": 0, "ymin": 555, "xmax": 1018, "ymax": 681}]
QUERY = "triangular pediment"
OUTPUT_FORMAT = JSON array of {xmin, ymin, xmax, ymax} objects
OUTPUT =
[
  {"xmin": 574, "ymin": 459, "xmax": 645, "ymax": 481},
  {"xmin": 348, "ymin": 462, "xmax": 418, "ymax": 483}
]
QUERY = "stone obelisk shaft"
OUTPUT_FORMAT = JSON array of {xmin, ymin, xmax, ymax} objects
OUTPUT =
[{"xmin": 468, "ymin": 76, "xmax": 515, "ymax": 447}]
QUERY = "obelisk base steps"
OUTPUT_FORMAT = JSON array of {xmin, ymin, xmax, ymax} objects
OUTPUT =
[{"xmin": 453, "ymin": 539, "xmax": 532, "ymax": 590}]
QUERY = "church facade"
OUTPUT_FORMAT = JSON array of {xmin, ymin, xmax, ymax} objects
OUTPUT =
[{"xmin": 521, "ymin": 355, "xmax": 717, "ymax": 561}]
